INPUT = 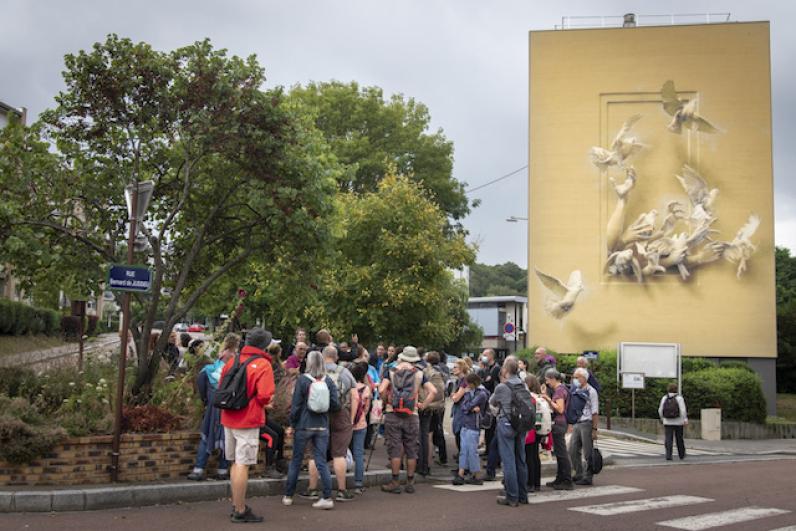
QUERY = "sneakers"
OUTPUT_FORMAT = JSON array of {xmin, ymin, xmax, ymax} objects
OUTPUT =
[
  {"xmin": 335, "ymin": 490, "xmax": 355, "ymax": 502},
  {"xmin": 186, "ymin": 470, "xmax": 205, "ymax": 481},
  {"xmin": 545, "ymin": 480, "xmax": 558, "ymax": 487},
  {"xmin": 312, "ymin": 498, "xmax": 334, "ymax": 510},
  {"xmin": 215, "ymin": 472, "xmax": 230, "ymax": 481},
  {"xmin": 464, "ymin": 477, "xmax": 484, "ymax": 486},
  {"xmin": 263, "ymin": 468, "xmax": 285, "ymax": 480},
  {"xmin": 298, "ymin": 489, "xmax": 319, "ymax": 500},
  {"xmin": 496, "ymin": 496, "xmax": 518, "ymax": 507},
  {"xmin": 452, "ymin": 475, "xmax": 465, "ymax": 486},
  {"xmin": 354, "ymin": 486, "xmax": 366, "ymax": 496},
  {"xmin": 404, "ymin": 482, "xmax": 416, "ymax": 494},
  {"xmin": 553, "ymin": 481, "xmax": 574, "ymax": 491},
  {"xmin": 575, "ymin": 478, "xmax": 592, "ymax": 486},
  {"xmin": 484, "ymin": 470, "xmax": 497, "ymax": 481},
  {"xmin": 230, "ymin": 506, "xmax": 264, "ymax": 523},
  {"xmin": 381, "ymin": 480, "xmax": 402, "ymax": 494},
  {"xmin": 281, "ymin": 496, "xmax": 293, "ymax": 506}
]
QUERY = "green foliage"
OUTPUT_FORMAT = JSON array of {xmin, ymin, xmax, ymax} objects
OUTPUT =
[
  {"xmin": 469, "ymin": 262, "xmax": 528, "ymax": 297},
  {"xmin": 289, "ymin": 81, "xmax": 470, "ymax": 225},
  {"xmin": 0, "ymin": 299, "xmax": 60, "ymax": 336},
  {"xmin": 0, "ymin": 395, "xmax": 65, "ymax": 464},
  {"xmin": 683, "ymin": 367, "xmax": 766, "ymax": 423},
  {"xmin": 122, "ymin": 404, "xmax": 182, "ymax": 433},
  {"xmin": 318, "ymin": 174, "xmax": 476, "ymax": 347},
  {"xmin": 55, "ymin": 376, "xmax": 113, "ymax": 437},
  {"xmin": 777, "ymin": 247, "xmax": 796, "ymax": 392}
]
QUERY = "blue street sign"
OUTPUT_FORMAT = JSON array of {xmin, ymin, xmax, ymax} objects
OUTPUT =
[
  {"xmin": 583, "ymin": 350, "xmax": 599, "ymax": 359},
  {"xmin": 107, "ymin": 264, "xmax": 152, "ymax": 293},
  {"xmin": 504, "ymin": 322, "xmax": 515, "ymax": 334}
]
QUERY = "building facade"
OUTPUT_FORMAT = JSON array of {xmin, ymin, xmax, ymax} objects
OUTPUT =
[{"xmin": 467, "ymin": 296, "xmax": 527, "ymax": 359}]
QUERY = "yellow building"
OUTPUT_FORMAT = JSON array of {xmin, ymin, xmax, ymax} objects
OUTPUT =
[{"xmin": 528, "ymin": 21, "xmax": 777, "ymax": 411}]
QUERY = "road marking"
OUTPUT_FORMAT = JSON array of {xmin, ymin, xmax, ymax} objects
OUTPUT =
[
  {"xmin": 768, "ymin": 527, "xmax": 796, "ymax": 531},
  {"xmin": 596, "ymin": 439, "xmax": 725, "ymax": 457},
  {"xmin": 569, "ymin": 495, "xmax": 713, "ymax": 516},
  {"xmin": 657, "ymin": 506, "xmax": 791, "ymax": 530},
  {"xmin": 526, "ymin": 485, "xmax": 643, "ymax": 504},
  {"xmin": 434, "ymin": 477, "xmax": 555, "ymax": 492}
]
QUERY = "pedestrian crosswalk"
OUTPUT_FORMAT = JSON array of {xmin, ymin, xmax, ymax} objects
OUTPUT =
[
  {"xmin": 436, "ymin": 478, "xmax": 792, "ymax": 529},
  {"xmin": 596, "ymin": 438, "xmax": 726, "ymax": 458}
]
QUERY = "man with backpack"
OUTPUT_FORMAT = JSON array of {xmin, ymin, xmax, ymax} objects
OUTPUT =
[
  {"xmin": 217, "ymin": 327, "xmax": 275, "ymax": 523},
  {"xmin": 659, "ymin": 383, "xmax": 688, "ymax": 460},
  {"xmin": 305, "ymin": 345, "xmax": 357, "ymax": 502},
  {"xmin": 568, "ymin": 368, "xmax": 599, "ymax": 485},
  {"xmin": 418, "ymin": 351, "xmax": 447, "ymax": 476},
  {"xmin": 378, "ymin": 346, "xmax": 438, "ymax": 494},
  {"xmin": 489, "ymin": 356, "xmax": 534, "ymax": 507}
]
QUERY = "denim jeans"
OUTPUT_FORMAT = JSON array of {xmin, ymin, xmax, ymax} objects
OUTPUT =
[
  {"xmin": 351, "ymin": 428, "xmax": 367, "ymax": 487},
  {"xmin": 195, "ymin": 435, "xmax": 229, "ymax": 472},
  {"xmin": 496, "ymin": 419, "xmax": 528, "ymax": 503},
  {"xmin": 486, "ymin": 433, "xmax": 501, "ymax": 474},
  {"xmin": 551, "ymin": 422, "xmax": 572, "ymax": 483},
  {"xmin": 458, "ymin": 427, "xmax": 481, "ymax": 473},
  {"xmin": 285, "ymin": 429, "xmax": 332, "ymax": 499}
]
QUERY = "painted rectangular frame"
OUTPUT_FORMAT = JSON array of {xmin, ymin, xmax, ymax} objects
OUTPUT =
[{"xmin": 618, "ymin": 341, "xmax": 681, "ymax": 392}]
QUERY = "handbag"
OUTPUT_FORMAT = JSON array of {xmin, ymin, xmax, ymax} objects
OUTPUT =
[{"xmin": 591, "ymin": 446, "xmax": 603, "ymax": 475}]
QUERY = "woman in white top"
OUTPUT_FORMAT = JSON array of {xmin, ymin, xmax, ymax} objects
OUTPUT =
[{"xmin": 658, "ymin": 383, "xmax": 688, "ymax": 460}]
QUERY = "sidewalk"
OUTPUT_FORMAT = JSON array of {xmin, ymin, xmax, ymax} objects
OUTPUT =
[{"xmin": 604, "ymin": 427, "xmax": 796, "ymax": 455}]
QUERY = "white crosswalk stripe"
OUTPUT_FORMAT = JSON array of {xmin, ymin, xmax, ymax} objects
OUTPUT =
[
  {"xmin": 657, "ymin": 506, "xmax": 791, "ymax": 530},
  {"xmin": 596, "ymin": 439, "xmax": 726, "ymax": 458},
  {"xmin": 526, "ymin": 485, "xmax": 643, "ymax": 504},
  {"xmin": 569, "ymin": 495, "xmax": 713, "ymax": 516},
  {"xmin": 434, "ymin": 477, "xmax": 555, "ymax": 492},
  {"xmin": 768, "ymin": 526, "xmax": 796, "ymax": 531}
]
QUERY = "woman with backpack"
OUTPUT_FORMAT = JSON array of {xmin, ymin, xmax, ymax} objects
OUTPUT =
[
  {"xmin": 282, "ymin": 350, "xmax": 340, "ymax": 510},
  {"xmin": 452, "ymin": 372, "xmax": 488, "ymax": 486},
  {"xmin": 349, "ymin": 361, "xmax": 373, "ymax": 495},
  {"xmin": 524, "ymin": 374, "xmax": 548, "ymax": 493},
  {"xmin": 542, "ymin": 368, "xmax": 573, "ymax": 490},
  {"xmin": 658, "ymin": 383, "xmax": 688, "ymax": 460}
]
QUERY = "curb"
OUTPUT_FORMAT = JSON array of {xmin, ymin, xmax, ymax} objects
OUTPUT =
[{"xmin": 0, "ymin": 469, "xmax": 400, "ymax": 513}]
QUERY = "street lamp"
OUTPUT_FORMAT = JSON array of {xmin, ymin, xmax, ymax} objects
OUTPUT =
[
  {"xmin": 111, "ymin": 180, "xmax": 154, "ymax": 482},
  {"xmin": 505, "ymin": 215, "xmax": 528, "ymax": 223}
]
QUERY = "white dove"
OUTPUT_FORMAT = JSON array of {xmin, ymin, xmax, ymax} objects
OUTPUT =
[
  {"xmin": 650, "ymin": 233, "xmax": 691, "ymax": 280},
  {"xmin": 675, "ymin": 164, "xmax": 720, "ymax": 215},
  {"xmin": 717, "ymin": 214, "xmax": 761, "ymax": 278},
  {"xmin": 606, "ymin": 248, "xmax": 643, "ymax": 283},
  {"xmin": 661, "ymin": 80, "xmax": 719, "ymax": 134},
  {"xmin": 589, "ymin": 114, "xmax": 644, "ymax": 170},
  {"xmin": 535, "ymin": 268, "xmax": 584, "ymax": 319},
  {"xmin": 636, "ymin": 242, "xmax": 666, "ymax": 277}
]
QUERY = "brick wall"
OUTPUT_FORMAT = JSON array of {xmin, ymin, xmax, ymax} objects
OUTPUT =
[{"xmin": 0, "ymin": 432, "xmax": 223, "ymax": 486}]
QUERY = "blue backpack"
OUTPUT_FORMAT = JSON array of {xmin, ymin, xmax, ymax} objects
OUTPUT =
[{"xmin": 565, "ymin": 384, "xmax": 589, "ymax": 425}]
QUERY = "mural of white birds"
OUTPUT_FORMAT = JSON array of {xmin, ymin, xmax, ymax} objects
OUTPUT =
[
  {"xmin": 675, "ymin": 164, "xmax": 720, "ymax": 215},
  {"xmin": 589, "ymin": 114, "xmax": 645, "ymax": 170},
  {"xmin": 636, "ymin": 242, "xmax": 666, "ymax": 277},
  {"xmin": 661, "ymin": 80, "xmax": 718, "ymax": 134},
  {"xmin": 535, "ymin": 268, "xmax": 584, "ymax": 319},
  {"xmin": 605, "ymin": 248, "xmax": 643, "ymax": 283},
  {"xmin": 651, "ymin": 233, "xmax": 691, "ymax": 280},
  {"xmin": 718, "ymin": 214, "xmax": 761, "ymax": 278}
]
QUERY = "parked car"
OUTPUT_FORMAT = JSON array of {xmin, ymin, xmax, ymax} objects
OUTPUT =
[
  {"xmin": 173, "ymin": 323, "xmax": 189, "ymax": 333},
  {"xmin": 187, "ymin": 323, "xmax": 206, "ymax": 332}
]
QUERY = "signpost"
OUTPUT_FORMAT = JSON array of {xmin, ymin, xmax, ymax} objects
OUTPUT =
[
  {"xmin": 503, "ymin": 321, "xmax": 515, "ymax": 341},
  {"xmin": 107, "ymin": 265, "xmax": 152, "ymax": 293},
  {"xmin": 621, "ymin": 372, "xmax": 645, "ymax": 420}
]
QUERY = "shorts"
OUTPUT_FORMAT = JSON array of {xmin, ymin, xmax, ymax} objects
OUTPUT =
[
  {"xmin": 329, "ymin": 407, "xmax": 353, "ymax": 458},
  {"xmin": 384, "ymin": 412, "xmax": 420, "ymax": 460},
  {"xmin": 224, "ymin": 427, "xmax": 260, "ymax": 466}
]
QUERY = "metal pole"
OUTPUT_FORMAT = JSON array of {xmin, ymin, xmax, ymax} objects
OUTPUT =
[
  {"xmin": 631, "ymin": 389, "xmax": 636, "ymax": 421},
  {"xmin": 110, "ymin": 183, "xmax": 138, "ymax": 482},
  {"xmin": 78, "ymin": 315, "xmax": 84, "ymax": 370}
]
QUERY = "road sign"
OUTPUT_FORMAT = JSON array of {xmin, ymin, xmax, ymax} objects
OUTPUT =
[
  {"xmin": 107, "ymin": 264, "xmax": 152, "ymax": 293},
  {"xmin": 504, "ymin": 322, "xmax": 515, "ymax": 334},
  {"xmin": 583, "ymin": 350, "xmax": 599, "ymax": 359}
]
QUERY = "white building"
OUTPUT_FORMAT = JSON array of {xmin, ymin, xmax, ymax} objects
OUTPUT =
[{"xmin": 467, "ymin": 295, "xmax": 527, "ymax": 357}]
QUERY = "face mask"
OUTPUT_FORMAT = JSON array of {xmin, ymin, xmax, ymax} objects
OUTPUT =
[{"xmin": 481, "ymin": 356, "xmax": 489, "ymax": 364}]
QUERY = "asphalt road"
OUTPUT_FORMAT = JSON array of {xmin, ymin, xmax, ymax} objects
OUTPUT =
[{"xmin": 3, "ymin": 458, "xmax": 796, "ymax": 531}]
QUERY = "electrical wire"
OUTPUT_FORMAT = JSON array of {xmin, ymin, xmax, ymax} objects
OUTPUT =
[{"xmin": 464, "ymin": 165, "xmax": 528, "ymax": 194}]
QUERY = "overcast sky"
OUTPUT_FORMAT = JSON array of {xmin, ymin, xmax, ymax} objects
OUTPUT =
[{"xmin": 1, "ymin": 0, "xmax": 794, "ymax": 267}]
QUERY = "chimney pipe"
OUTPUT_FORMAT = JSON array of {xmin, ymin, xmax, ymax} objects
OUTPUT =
[{"xmin": 623, "ymin": 13, "xmax": 636, "ymax": 27}]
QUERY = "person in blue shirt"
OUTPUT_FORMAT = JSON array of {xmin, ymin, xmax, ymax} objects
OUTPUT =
[{"xmin": 453, "ymin": 372, "xmax": 489, "ymax": 486}]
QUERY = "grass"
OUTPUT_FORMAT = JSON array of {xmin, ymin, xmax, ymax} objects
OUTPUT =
[
  {"xmin": 0, "ymin": 334, "xmax": 68, "ymax": 357},
  {"xmin": 776, "ymin": 393, "xmax": 796, "ymax": 423}
]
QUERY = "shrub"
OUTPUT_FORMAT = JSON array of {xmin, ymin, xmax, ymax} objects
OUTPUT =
[
  {"xmin": 122, "ymin": 404, "xmax": 182, "ymax": 433},
  {"xmin": 0, "ymin": 395, "xmax": 65, "ymax": 464},
  {"xmin": 0, "ymin": 367, "xmax": 41, "ymax": 400},
  {"xmin": 0, "ymin": 299, "xmax": 60, "ymax": 336},
  {"xmin": 56, "ymin": 377, "xmax": 114, "ymax": 436}
]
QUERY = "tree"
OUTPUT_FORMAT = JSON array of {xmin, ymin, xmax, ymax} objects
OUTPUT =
[
  {"xmin": 320, "ymin": 173, "xmax": 475, "ymax": 346},
  {"xmin": 0, "ymin": 35, "xmax": 338, "ymax": 398},
  {"xmin": 288, "ymin": 81, "xmax": 471, "ymax": 226},
  {"xmin": 776, "ymin": 246, "xmax": 796, "ymax": 392},
  {"xmin": 469, "ymin": 262, "xmax": 528, "ymax": 297}
]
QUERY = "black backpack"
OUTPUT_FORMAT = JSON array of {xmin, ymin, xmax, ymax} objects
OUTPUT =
[
  {"xmin": 509, "ymin": 383, "xmax": 536, "ymax": 432},
  {"xmin": 212, "ymin": 354, "xmax": 263, "ymax": 410},
  {"xmin": 662, "ymin": 395, "xmax": 681, "ymax": 419}
]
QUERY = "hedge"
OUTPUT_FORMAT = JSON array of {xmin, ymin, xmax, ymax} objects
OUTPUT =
[
  {"xmin": 0, "ymin": 299, "xmax": 60, "ymax": 336},
  {"xmin": 520, "ymin": 349, "xmax": 766, "ymax": 424}
]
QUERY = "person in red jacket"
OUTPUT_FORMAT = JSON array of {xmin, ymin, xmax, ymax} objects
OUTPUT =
[{"xmin": 220, "ymin": 327, "xmax": 275, "ymax": 524}]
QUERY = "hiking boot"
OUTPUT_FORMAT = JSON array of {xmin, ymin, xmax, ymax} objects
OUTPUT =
[
  {"xmin": 298, "ymin": 489, "xmax": 319, "ymax": 500},
  {"xmin": 496, "ymin": 496, "xmax": 518, "ymax": 507},
  {"xmin": 335, "ymin": 490, "xmax": 355, "ymax": 502},
  {"xmin": 381, "ymin": 480, "xmax": 402, "ymax": 494},
  {"xmin": 281, "ymin": 496, "xmax": 293, "ymax": 506},
  {"xmin": 554, "ymin": 481, "xmax": 574, "ymax": 491},
  {"xmin": 312, "ymin": 498, "xmax": 334, "ymax": 510},
  {"xmin": 404, "ymin": 482, "xmax": 416, "ymax": 494},
  {"xmin": 465, "ymin": 477, "xmax": 484, "ymax": 485},
  {"xmin": 230, "ymin": 506, "xmax": 264, "ymax": 523},
  {"xmin": 545, "ymin": 480, "xmax": 559, "ymax": 488},
  {"xmin": 572, "ymin": 475, "xmax": 583, "ymax": 483},
  {"xmin": 214, "ymin": 471, "xmax": 230, "ymax": 481},
  {"xmin": 186, "ymin": 470, "xmax": 206, "ymax": 481},
  {"xmin": 575, "ymin": 478, "xmax": 592, "ymax": 486},
  {"xmin": 484, "ymin": 470, "xmax": 497, "ymax": 481},
  {"xmin": 452, "ymin": 475, "xmax": 465, "ymax": 486}
]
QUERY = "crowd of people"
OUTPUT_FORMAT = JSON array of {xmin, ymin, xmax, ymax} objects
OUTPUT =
[{"xmin": 183, "ymin": 326, "xmax": 688, "ymax": 523}]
